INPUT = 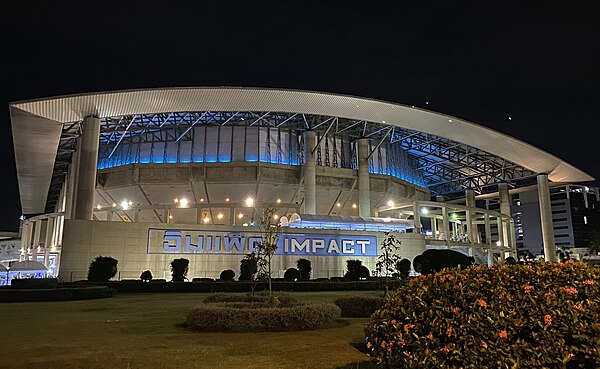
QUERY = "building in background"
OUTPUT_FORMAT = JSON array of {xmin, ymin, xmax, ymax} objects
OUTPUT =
[{"xmin": 8, "ymin": 88, "xmax": 594, "ymax": 281}]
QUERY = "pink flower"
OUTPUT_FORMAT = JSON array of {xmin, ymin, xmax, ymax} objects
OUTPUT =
[
  {"xmin": 481, "ymin": 341, "xmax": 488, "ymax": 349},
  {"xmin": 390, "ymin": 319, "xmax": 397, "ymax": 326},
  {"xmin": 446, "ymin": 326, "xmax": 453, "ymax": 337},
  {"xmin": 403, "ymin": 323, "xmax": 415, "ymax": 333},
  {"xmin": 523, "ymin": 285, "xmax": 534, "ymax": 293},
  {"xmin": 366, "ymin": 342, "xmax": 372, "ymax": 349},
  {"xmin": 499, "ymin": 330, "xmax": 508, "ymax": 339},
  {"xmin": 544, "ymin": 314, "xmax": 552, "ymax": 325},
  {"xmin": 583, "ymin": 279, "xmax": 596, "ymax": 285},
  {"xmin": 476, "ymin": 299, "xmax": 487, "ymax": 308},
  {"xmin": 560, "ymin": 286, "xmax": 578, "ymax": 295}
]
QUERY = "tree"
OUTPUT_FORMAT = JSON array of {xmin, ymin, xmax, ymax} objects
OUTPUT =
[
  {"xmin": 375, "ymin": 232, "xmax": 402, "ymax": 294},
  {"xmin": 140, "ymin": 270, "xmax": 153, "ymax": 282},
  {"xmin": 395, "ymin": 258, "xmax": 411, "ymax": 280},
  {"xmin": 87, "ymin": 256, "xmax": 118, "ymax": 282},
  {"xmin": 239, "ymin": 253, "xmax": 258, "ymax": 280},
  {"xmin": 253, "ymin": 205, "xmax": 281, "ymax": 299},
  {"xmin": 296, "ymin": 258, "xmax": 312, "ymax": 280},
  {"xmin": 170, "ymin": 258, "xmax": 189, "ymax": 282}
]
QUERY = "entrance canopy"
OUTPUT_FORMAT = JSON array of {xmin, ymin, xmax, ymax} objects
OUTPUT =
[
  {"xmin": 281, "ymin": 213, "xmax": 414, "ymax": 232},
  {"xmin": 9, "ymin": 260, "xmax": 48, "ymax": 272}
]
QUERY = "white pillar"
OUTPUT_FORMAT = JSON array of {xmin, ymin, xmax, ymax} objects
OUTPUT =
[
  {"xmin": 413, "ymin": 202, "xmax": 421, "ymax": 234},
  {"xmin": 537, "ymin": 174, "xmax": 557, "ymax": 262},
  {"xmin": 304, "ymin": 131, "xmax": 317, "ymax": 214},
  {"xmin": 442, "ymin": 206, "xmax": 450, "ymax": 242},
  {"xmin": 498, "ymin": 183, "xmax": 511, "ymax": 246},
  {"xmin": 465, "ymin": 189, "xmax": 477, "ymax": 242},
  {"xmin": 484, "ymin": 213, "xmax": 492, "ymax": 245},
  {"xmin": 73, "ymin": 116, "xmax": 100, "ymax": 220},
  {"xmin": 357, "ymin": 138, "xmax": 371, "ymax": 217}
]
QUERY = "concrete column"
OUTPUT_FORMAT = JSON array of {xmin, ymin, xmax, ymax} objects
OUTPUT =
[
  {"xmin": 465, "ymin": 189, "xmax": 475, "ymax": 208},
  {"xmin": 498, "ymin": 183, "xmax": 511, "ymax": 216},
  {"xmin": 431, "ymin": 216, "xmax": 437, "ymax": 239},
  {"xmin": 442, "ymin": 206, "xmax": 450, "ymax": 242},
  {"xmin": 487, "ymin": 248, "xmax": 494, "ymax": 267},
  {"xmin": 304, "ymin": 131, "xmax": 317, "ymax": 214},
  {"xmin": 357, "ymin": 138, "xmax": 371, "ymax": 217},
  {"xmin": 498, "ymin": 183, "xmax": 511, "ymax": 245},
  {"xmin": 484, "ymin": 213, "xmax": 492, "ymax": 245},
  {"xmin": 413, "ymin": 202, "xmax": 421, "ymax": 233},
  {"xmin": 537, "ymin": 174, "xmax": 557, "ymax": 262},
  {"xmin": 73, "ymin": 116, "xmax": 100, "ymax": 220},
  {"xmin": 465, "ymin": 209, "xmax": 473, "ymax": 243},
  {"xmin": 497, "ymin": 217, "xmax": 504, "ymax": 246},
  {"xmin": 465, "ymin": 189, "xmax": 477, "ymax": 242}
]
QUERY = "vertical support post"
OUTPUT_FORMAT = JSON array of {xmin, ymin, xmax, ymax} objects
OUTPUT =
[
  {"xmin": 73, "ymin": 116, "xmax": 101, "ymax": 220},
  {"xmin": 498, "ymin": 183, "xmax": 511, "ymax": 247},
  {"xmin": 357, "ymin": 138, "xmax": 371, "ymax": 217},
  {"xmin": 431, "ymin": 215, "xmax": 437, "ymax": 239},
  {"xmin": 413, "ymin": 202, "xmax": 421, "ymax": 234},
  {"xmin": 484, "ymin": 213, "xmax": 492, "ymax": 245},
  {"xmin": 442, "ymin": 205, "xmax": 450, "ymax": 242},
  {"xmin": 465, "ymin": 189, "xmax": 477, "ymax": 242},
  {"xmin": 487, "ymin": 248, "xmax": 494, "ymax": 267},
  {"xmin": 497, "ymin": 217, "xmax": 504, "ymax": 246},
  {"xmin": 303, "ymin": 131, "xmax": 317, "ymax": 214},
  {"xmin": 537, "ymin": 174, "xmax": 557, "ymax": 262}
]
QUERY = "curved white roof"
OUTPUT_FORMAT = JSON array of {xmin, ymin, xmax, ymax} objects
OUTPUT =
[{"xmin": 10, "ymin": 87, "xmax": 593, "ymax": 214}]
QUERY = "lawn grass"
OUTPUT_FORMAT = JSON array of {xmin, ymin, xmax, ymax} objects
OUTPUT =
[{"xmin": 0, "ymin": 291, "xmax": 381, "ymax": 369}]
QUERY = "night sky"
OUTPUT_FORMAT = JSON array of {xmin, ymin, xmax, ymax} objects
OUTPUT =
[{"xmin": 1, "ymin": 2, "xmax": 598, "ymax": 231}]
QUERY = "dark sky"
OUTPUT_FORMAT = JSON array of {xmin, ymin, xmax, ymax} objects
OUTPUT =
[{"xmin": 1, "ymin": 1, "xmax": 598, "ymax": 231}]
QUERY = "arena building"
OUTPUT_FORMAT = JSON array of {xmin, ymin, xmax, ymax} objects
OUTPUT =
[{"xmin": 9, "ymin": 88, "xmax": 594, "ymax": 281}]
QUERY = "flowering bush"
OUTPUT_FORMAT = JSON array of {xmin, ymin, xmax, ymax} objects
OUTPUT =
[{"xmin": 365, "ymin": 260, "xmax": 600, "ymax": 368}]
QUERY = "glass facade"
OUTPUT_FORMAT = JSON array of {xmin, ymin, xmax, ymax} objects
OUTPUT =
[{"xmin": 98, "ymin": 126, "xmax": 425, "ymax": 187}]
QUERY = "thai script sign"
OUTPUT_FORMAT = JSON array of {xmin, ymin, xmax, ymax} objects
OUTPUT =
[{"xmin": 147, "ymin": 228, "xmax": 377, "ymax": 256}]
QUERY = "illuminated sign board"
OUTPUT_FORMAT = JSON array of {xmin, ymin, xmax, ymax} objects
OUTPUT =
[{"xmin": 147, "ymin": 228, "xmax": 377, "ymax": 256}]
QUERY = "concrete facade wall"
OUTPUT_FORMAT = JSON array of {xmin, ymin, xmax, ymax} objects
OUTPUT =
[{"xmin": 59, "ymin": 219, "xmax": 426, "ymax": 282}]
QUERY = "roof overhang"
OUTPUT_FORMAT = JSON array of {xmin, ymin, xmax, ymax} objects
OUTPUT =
[{"xmin": 10, "ymin": 87, "xmax": 594, "ymax": 214}]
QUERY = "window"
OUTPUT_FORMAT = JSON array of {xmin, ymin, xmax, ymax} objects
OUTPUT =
[{"xmin": 552, "ymin": 210, "xmax": 567, "ymax": 215}]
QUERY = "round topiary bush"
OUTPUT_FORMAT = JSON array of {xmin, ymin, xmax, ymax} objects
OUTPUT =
[
  {"xmin": 140, "ymin": 270, "xmax": 153, "ymax": 282},
  {"xmin": 365, "ymin": 260, "xmax": 600, "ymax": 368},
  {"xmin": 219, "ymin": 269, "xmax": 236, "ymax": 281},
  {"xmin": 284, "ymin": 267, "xmax": 301, "ymax": 281}
]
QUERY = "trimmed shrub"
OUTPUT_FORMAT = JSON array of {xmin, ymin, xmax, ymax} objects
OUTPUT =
[
  {"xmin": 396, "ymin": 258, "xmax": 411, "ymax": 279},
  {"xmin": 186, "ymin": 303, "xmax": 341, "ymax": 332},
  {"xmin": 284, "ymin": 268, "xmax": 301, "ymax": 281},
  {"xmin": 365, "ymin": 260, "xmax": 600, "ymax": 368},
  {"xmin": 239, "ymin": 254, "xmax": 257, "ymax": 281},
  {"xmin": 0, "ymin": 286, "xmax": 116, "ymax": 302},
  {"xmin": 140, "ymin": 270, "xmax": 153, "ymax": 282},
  {"xmin": 10, "ymin": 278, "xmax": 58, "ymax": 289},
  {"xmin": 170, "ymin": 258, "xmax": 189, "ymax": 282},
  {"xmin": 204, "ymin": 293, "xmax": 299, "ymax": 306},
  {"xmin": 219, "ymin": 269, "xmax": 235, "ymax": 281},
  {"xmin": 334, "ymin": 296, "xmax": 385, "ymax": 317},
  {"xmin": 413, "ymin": 250, "xmax": 474, "ymax": 275},
  {"xmin": 87, "ymin": 256, "xmax": 118, "ymax": 282},
  {"xmin": 345, "ymin": 260, "xmax": 370, "ymax": 280},
  {"xmin": 297, "ymin": 258, "xmax": 312, "ymax": 280}
]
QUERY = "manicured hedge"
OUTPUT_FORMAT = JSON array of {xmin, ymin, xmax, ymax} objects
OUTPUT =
[
  {"xmin": 0, "ymin": 286, "xmax": 116, "ymax": 303},
  {"xmin": 73, "ymin": 280, "xmax": 386, "ymax": 293},
  {"xmin": 204, "ymin": 293, "xmax": 298, "ymax": 306},
  {"xmin": 365, "ymin": 260, "xmax": 600, "ymax": 368},
  {"xmin": 186, "ymin": 303, "xmax": 341, "ymax": 332},
  {"xmin": 334, "ymin": 296, "xmax": 385, "ymax": 317},
  {"xmin": 10, "ymin": 278, "xmax": 58, "ymax": 289}
]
